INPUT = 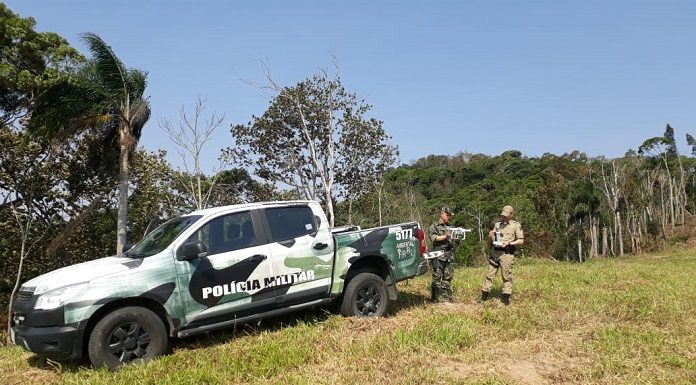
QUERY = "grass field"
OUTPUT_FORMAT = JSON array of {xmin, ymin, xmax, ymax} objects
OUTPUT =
[{"xmin": 1, "ymin": 248, "xmax": 695, "ymax": 385}]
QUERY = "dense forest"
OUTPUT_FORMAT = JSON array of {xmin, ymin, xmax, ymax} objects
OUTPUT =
[
  {"xmin": 2, "ymin": 2, "xmax": 696, "ymax": 299},
  {"xmin": 339, "ymin": 138, "xmax": 696, "ymax": 265}
]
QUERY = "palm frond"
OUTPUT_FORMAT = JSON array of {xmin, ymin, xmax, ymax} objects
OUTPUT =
[
  {"xmin": 80, "ymin": 32, "xmax": 129, "ymax": 98},
  {"xmin": 128, "ymin": 98, "xmax": 151, "ymax": 140},
  {"xmin": 126, "ymin": 69, "xmax": 148, "ymax": 98},
  {"xmin": 28, "ymin": 76, "xmax": 101, "ymax": 138}
]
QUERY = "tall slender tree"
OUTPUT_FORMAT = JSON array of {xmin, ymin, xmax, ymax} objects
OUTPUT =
[
  {"xmin": 80, "ymin": 33, "xmax": 151, "ymax": 253},
  {"xmin": 30, "ymin": 33, "xmax": 151, "ymax": 253}
]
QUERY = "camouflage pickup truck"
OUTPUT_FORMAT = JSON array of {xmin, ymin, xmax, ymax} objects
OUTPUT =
[{"xmin": 11, "ymin": 200, "xmax": 428, "ymax": 369}]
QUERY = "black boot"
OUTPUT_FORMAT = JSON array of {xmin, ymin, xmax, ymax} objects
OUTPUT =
[
  {"xmin": 480, "ymin": 291, "xmax": 489, "ymax": 302},
  {"xmin": 431, "ymin": 285, "xmax": 439, "ymax": 303},
  {"xmin": 501, "ymin": 293, "xmax": 510, "ymax": 306}
]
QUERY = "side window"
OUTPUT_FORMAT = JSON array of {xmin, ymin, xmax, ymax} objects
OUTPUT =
[
  {"xmin": 187, "ymin": 211, "xmax": 257, "ymax": 256},
  {"xmin": 265, "ymin": 206, "xmax": 318, "ymax": 242}
]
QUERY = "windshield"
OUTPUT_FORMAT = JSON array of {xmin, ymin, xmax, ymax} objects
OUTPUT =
[{"xmin": 127, "ymin": 215, "xmax": 202, "ymax": 257}]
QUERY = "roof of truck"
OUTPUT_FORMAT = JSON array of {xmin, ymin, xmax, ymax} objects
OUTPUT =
[{"xmin": 187, "ymin": 200, "xmax": 317, "ymax": 217}]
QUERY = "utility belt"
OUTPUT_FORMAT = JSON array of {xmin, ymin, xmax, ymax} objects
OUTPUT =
[
  {"xmin": 489, "ymin": 246, "xmax": 515, "ymax": 268},
  {"xmin": 493, "ymin": 245, "xmax": 516, "ymax": 255}
]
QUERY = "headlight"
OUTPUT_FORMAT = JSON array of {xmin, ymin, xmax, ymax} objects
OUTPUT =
[{"xmin": 34, "ymin": 283, "xmax": 88, "ymax": 310}]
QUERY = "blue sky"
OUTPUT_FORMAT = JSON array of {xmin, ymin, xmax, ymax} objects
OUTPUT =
[{"xmin": 7, "ymin": 1, "xmax": 696, "ymax": 170}]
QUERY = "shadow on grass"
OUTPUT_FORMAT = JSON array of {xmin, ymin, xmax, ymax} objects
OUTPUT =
[
  {"xmin": 21, "ymin": 309, "xmax": 335, "ymax": 373},
  {"xmin": 24, "ymin": 287, "xmax": 432, "ymax": 371},
  {"xmin": 389, "ymin": 290, "xmax": 430, "ymax": 314},
  {"xmin": 26, "ymin": 354, "xmax": 90, "ymax": 373},
  {"xmin": 169, "ymin": 305, "xmax": 337, "ymax": 352},
  {"xmin": 173, "ymin": 288, "xmax": 432, "ymax": 352}
]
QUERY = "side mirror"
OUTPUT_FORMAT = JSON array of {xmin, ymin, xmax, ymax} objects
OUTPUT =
[
  {"xmin": 123, "ymin": 243, "xmax": 135, "ymax": 252},
  {"xmin": 177, "ymin": 241, "xmax": 207, "ymax": 261}
]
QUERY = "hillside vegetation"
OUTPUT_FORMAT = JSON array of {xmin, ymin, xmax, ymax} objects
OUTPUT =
[{"xmin": 1, "ymin": 248, "xmax": 694, "ymax": 385}]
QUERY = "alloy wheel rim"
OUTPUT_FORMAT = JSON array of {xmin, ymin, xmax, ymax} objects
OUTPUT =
[
  {"xmin": 356, "ymin": 284, "xmax": 381, "ymax": 316},
  {"xmin": 107, "ymin": 322, "xmax": 151, "ymax": 363}
]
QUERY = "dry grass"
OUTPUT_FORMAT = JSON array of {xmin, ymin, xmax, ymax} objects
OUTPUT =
[{"xmin": 1, "ymin": 247, "xmax": 695, "ymax": 384}]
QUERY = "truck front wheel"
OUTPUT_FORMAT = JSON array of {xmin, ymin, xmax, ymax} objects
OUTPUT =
[
  {"xmin": 340, "ymin": 272, "xmax": 389, "ymax": 317},
  {"xmin": 87, "ymin": 306, "xmax": 167, "ymax": 370}
]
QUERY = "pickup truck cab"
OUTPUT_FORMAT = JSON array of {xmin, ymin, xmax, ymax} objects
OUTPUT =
[{"xmin": 11, "ymin": 200, "xmax": 428, "ymax": 369}]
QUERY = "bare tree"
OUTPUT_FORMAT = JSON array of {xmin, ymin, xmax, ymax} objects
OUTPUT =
[
  {"xmin": 638, "ymin": 125, "xmax": 689, "ymax": 232},
  {"xmin": 6, "ymin": 200, "xmax": 48, "ymax": 343},
  {"xmin": 464, "ymin": 203, "xmax": 488, "ymax": 259},
  {"xmin": 339, "ymin": 130, "xmax": 398, "ymax": 224},
  {"xmin": 160, "ymin": 94, "xmax": 226, "ymax": 210},
  {"xmin": 593, "ymin": 159, "xmax": 626, "ymax": 256}
]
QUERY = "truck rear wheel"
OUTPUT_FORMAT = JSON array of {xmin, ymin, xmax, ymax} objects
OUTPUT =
[
  {"xmin": 340, "ymin": 272, "xmax": 389, "ymax": 317},
  {"xmin": 87, "ymin": 306, "xmax": 167, "ymax": 370}
]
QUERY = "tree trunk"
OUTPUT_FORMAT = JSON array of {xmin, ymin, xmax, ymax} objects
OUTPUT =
[
  {"xmin": 602, "ymin": 226, "xmax": 608, "ymax": 256},
  {"xmin": 116, "ymin": 140, "xmax": 129, "ymax": 254},
  {"xmin": 377, "ymin": 182, "xmax": 383, "ymax": 226},
  {"xmin": 659, "ymin": 177, "xmax": 666, "ymax": 229},
  {"xmin": 196, "ymin": 173, "xmax": 203, "ymax": 210},
  {"xmin": 592, "ymin": 221, "xmax": 599, "ymax": 258},
  {"xmin": 477, "ymin": 212, "xmax": 484, "ymax": 242},
  {"xmin": 616, "ymin": 211, "xmax": 624, "ymax": 257},
  {"xmin": 347, "ymin": 197, "xmax": 353, "ymax": 225},
  {"xmin": 45, "ymin": 200, "xmax": 101, "ymax": 256},
  {"xmin": 609, "ymin": 224, "xmax": 615, "ymax": 257},
  {"xmin": 7, "ymin": 221, "xmax": 29, "ymax": 344},
  {"xmin": 588, "ymin": 215, "xmax": 594, "ymax": 258},
  {"xmin": 589, "ymin": 215, "xmax": 598, "ymax": 258},
  {"xmin": 660, "ymin": 155, "xmax": 676, "ymax": 230}
]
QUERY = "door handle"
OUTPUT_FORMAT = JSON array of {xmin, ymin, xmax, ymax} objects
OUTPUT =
[
  {"xmin": 249, "ymin": 254, "xmax": 267, "ymax": 262},
  {"xmin": 313, "ymin": 242, "xmax": 328, "ymax": 250}
]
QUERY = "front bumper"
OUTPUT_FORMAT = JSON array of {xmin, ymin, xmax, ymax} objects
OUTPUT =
[
  {"xmin": 12, "ymin": 325, "xmax": 84, "ymax": 360},
  {"xmin": 11, "ymin": 289, "xmax": 84, "ymax": 360}
]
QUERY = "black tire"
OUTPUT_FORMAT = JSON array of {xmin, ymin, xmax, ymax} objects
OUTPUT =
[
  {"xmin": 87, "ymin": 306, "xmax": 167, "ymax": 370},
  {"xmin": 340, "ymin": 272, "xmax": 389, "ymax": 317}
]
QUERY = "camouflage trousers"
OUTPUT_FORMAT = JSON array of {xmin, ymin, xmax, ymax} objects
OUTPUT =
[
  {"xmin": 482, "ymin": 253, "xmax": 514, "ymax": 295},
  {"xmin": 430, "ymin": 258, "xmax": 454, "ymax": 302}
]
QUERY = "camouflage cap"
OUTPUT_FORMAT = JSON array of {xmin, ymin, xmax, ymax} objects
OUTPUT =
[
  {"xmin": 440, "ymin": 206, "xmax": 452, "ymax": 215},
  {"xmin": 501, "ymin": 205, "xmax": 514, "ymax": 216}
]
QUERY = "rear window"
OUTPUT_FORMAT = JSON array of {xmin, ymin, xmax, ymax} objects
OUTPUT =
[{"xmin": 265, "ymin": 206, "xmax": 318, "ymax": 242}]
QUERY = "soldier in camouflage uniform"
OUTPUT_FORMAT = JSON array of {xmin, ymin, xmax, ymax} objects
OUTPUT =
[
  {"xmin": 428, "ymin": 206, "xmax": 456, "ymax": 302},
  {"xmin": 481, "ymin": 205, "xmax": 524, "ymax": 306}
]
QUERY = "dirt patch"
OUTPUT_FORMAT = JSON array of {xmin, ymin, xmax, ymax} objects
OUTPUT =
[
  {"xmin": 434, "ymin": 324, "xmax": 596, "ymax": 385},
  {"xmin": 436, "ymin": 356, "xmax": 562, "ymax": 384},
  {"xmin": 433, "ymin": 359, "xmax": 483, "ymax": 382},
  {"xmin": 498, "ymin": 357, "xmax": 559, "ymax": 385}
]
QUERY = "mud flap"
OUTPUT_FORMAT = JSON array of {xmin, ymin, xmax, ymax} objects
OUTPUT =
[{"xmin": 386, "ymin": 272, "xmax": 397, "ymax": 301}]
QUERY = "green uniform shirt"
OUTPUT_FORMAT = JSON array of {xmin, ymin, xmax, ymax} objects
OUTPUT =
[{"xmin": 428, "ymin": 222, "xmax": 454, "ymax": 261}]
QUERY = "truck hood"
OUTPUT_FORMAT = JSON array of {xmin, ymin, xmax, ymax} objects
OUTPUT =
[{"xmin": 22, "ymin": 255, "xmax": 136, "ymax": 295}]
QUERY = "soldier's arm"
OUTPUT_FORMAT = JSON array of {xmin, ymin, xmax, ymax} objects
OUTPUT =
[
  {"xmin": 488, "ymin": 223, "xmax": 497, "ymax": 240},
  {"xmin": 428, "ymin": 226, "xmax": 439, "ymax": 242},
  {"xmin": 508, "ymin": 224, "xmax": 524, "ymax": 246},
  {"xmin": 429, "ymin": 225, "xmax": 449, "ymax": 242}
]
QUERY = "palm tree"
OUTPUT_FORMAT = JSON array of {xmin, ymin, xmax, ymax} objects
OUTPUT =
[
  {"xmin": 31, "ymin": 33, "xmax": 151, "ymax": 254},
  {"xmin": 78, "ymin": 32, "xmax": 151, "ymax": 253}
]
